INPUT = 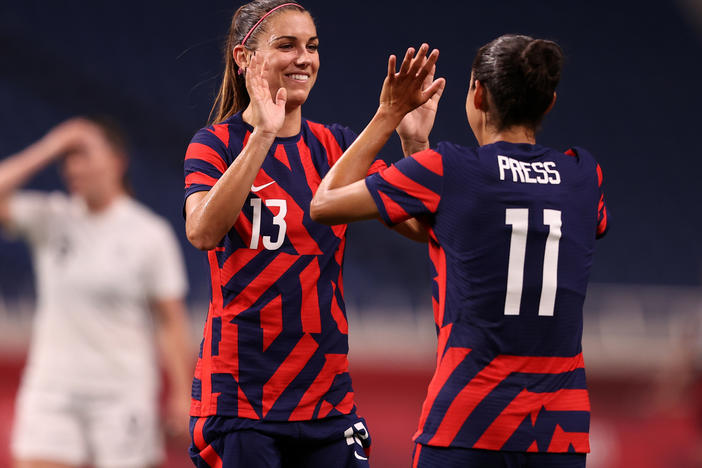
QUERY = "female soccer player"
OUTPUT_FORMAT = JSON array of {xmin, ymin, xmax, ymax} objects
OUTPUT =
[
  {"xmin": 0, "ymin": 117, "xmax": 193, "ymax": 468},
  {"xmin": 183, "ymin": 1, "xmax": 429, "ymax": 466},
  {"xmin": 311, "ymin": 36, "xmax": 609, "ymax": 468}
]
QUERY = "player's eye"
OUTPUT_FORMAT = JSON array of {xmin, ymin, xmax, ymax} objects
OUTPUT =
[
  {"xmin": 306, "ymin": 43, "xmax": 318, "ymax": 52},
  {"xmin": 278, "ymin": 43, "xmax": 294, "ymax": 50}
]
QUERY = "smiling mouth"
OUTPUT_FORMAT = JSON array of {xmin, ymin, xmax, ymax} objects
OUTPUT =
[{"xmin": 286, "ymin": 73, "xmax": 310, "ymax": 82}]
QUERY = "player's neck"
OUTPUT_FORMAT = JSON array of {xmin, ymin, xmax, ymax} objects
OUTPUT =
[
  {"xmin": 84, "ymin": 188, "xmax": 126, "ymax": 214},
  {"xmin": 478, "ymin": 125, "xmax": 536, "ymax": 146},
  {"xmin": 278, "ymin": 107, "xmax": 302, "ymax": 138},
  {"xmin": 483, "ymin": 126, "xmax": 536, "ymax": 146}
]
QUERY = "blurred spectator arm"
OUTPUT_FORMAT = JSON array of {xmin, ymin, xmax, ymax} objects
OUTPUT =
[{"xmin": 154, "ymin": 297, "xmax": 194, "ymax": 439}]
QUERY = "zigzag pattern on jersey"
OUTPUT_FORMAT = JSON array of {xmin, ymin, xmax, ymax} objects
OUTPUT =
[
  {"xmin": 370, "ymin": 149, "xmax": 449, "ymax": 337},
  {"xmin": 414, "ymin": 349, "xmax": 590, "ymax": 453},
  {"xmin": 371, "ymin": 149, "xmax": 444, "ymax": 225},
  {"xmin": 418, "ymin": 186, "xmax": 590, "ymax": 454},
  {"xmin": 185, "ymin": 117, "xmax": 368, "ymax": 421},
  {"xmin": 366, "ymin": 143, "xmax": 599, "ymax": 453}
]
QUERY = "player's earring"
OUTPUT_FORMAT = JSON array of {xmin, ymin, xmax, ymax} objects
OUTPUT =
[{"xmin": 238, "ymin": 67, "xmax": 245, "ymax": 76}]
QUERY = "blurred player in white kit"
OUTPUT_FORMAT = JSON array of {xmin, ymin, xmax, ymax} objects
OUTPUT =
[{"xmin": 0, "ymin": 117, "xmax": 193, "ymax": 468}]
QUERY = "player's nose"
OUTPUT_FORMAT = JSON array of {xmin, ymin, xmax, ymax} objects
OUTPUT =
[{"xmin": 293, "ymin": 47, "xmax": 313, "ymax": 66}]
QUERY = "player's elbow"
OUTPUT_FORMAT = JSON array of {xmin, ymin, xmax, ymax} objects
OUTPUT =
[
  {"xmin": 186, "ymin": 223, "xmax": 219, "ymax": 251},
  {"xmin": 187, "ymin": 232, "xmax": 217, "ymax": 251},
  {"xmin": 311, "ymin": 192, "xmax": 343, "ymax": 225},
  {"xmin": 309, "ymin": 196, "xmax": 331, "ymax": 224}
]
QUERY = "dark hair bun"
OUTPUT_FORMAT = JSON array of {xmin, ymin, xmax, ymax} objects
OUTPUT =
[
  {"xmin": 520, "ymin": 39, "xmax": 563, "ymax": 89},
  {"xmin": 472, "ymin": 34, "xmax": 564, "ymax": 131}
]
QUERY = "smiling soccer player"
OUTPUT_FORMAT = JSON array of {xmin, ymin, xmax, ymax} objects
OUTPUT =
[{"xmin": 183, "ymin": 1, "xmax": 429, "ymax": 467}]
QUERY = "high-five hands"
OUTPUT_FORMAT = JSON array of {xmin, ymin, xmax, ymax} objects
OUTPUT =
[
  {"xmin": 244, "ymin": 53, "xmax": 287, "ymax": 137},
  {"xmin": 396, "ymin": 60, "xmax": 445, "ymax": 153},
  {"xmin": 379, "ymin": 44, "xmax": 446, "ymax": 120}
]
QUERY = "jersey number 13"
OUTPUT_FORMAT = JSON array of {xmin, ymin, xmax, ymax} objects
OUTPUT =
[
  {"xmin": 249, "ymin": 198, "xmax": 287, "ymax": 250},
  {"xmin": 504, "ymin": 208, "xmax": 562, "ymax": 317}
]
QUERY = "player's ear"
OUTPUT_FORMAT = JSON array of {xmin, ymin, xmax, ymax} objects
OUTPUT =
[
  {"xmin": 473, "ymin": 80, "xmax": 488, "ymax": 112},
  {"xmin": 233, "ymin": 45, "xmax": 251, "ymax": 70},
  {"xmin": 544, "ymin": 92, "xmax": 557, "ymax": 116}
]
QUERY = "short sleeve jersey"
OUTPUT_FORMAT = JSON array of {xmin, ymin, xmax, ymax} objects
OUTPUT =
[
  {"xmin": 184, "ymin": 113, "xmax": 384, "ymax": 421},
  {"xmin": 365, "ymin": 141, "xmax": 609, "ymax": 453},
  {"xmin": 5, "ymin": 192, "xmax": 188, "ymax": 394}
]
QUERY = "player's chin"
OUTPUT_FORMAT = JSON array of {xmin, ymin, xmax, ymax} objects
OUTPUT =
[
  {"xmin": 284, "ymin": 88, "xmax": 313, "ymax": 109},
  {"xmin": 65, "ymin": 179, "xmax": 86, "ymax": 196}
]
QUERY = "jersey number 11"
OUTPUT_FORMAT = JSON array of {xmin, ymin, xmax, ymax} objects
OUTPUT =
[{"xmin": 504, "ymin": 208, "xmax": 562, "ymax": 317}]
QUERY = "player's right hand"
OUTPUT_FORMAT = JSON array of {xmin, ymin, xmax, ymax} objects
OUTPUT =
[
  {"xmin": 245, "ymin": 53, "xmax": 287, "ymax": 137},
  {"xmin": 39, "ymin": 117, "xmax": 102, "ymax": 158},
  {"xmin": 378, "ymin": 44, "xmax": 445, "ymax": 119}
]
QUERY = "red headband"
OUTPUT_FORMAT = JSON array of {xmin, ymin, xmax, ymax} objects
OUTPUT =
[{"xmin": 241, "ymin": 3, "xmax": 304, "ymax": 46}]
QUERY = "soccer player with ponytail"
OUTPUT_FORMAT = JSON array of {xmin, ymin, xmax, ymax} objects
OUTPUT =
[
  {"xmin": 183, "ymin": 1, "xmax": 430, "ymax": 466},
  {"xmin": 312, "ymin": 35, "xmax": 609, "ymax": 468}
]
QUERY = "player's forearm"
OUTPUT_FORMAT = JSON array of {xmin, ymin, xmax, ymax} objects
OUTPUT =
[
  {"xmin": 399, "ymin": 137, "xmax": 430, "ymax": 157},
  {"xmin": 186, "ymin": 131, "xmax": 274, "ymax": 250},
  {"xmin": 311, "ymin": 109, "xmax": 403, "ymax": 224},
  {"xmin": 156, "ymin": 300, "xmax": 194, "ymax": 399},
  {"xmin": 317, "ymin": 108, "xmax": 403, "ymax": 196},
  {"xmin": 0, "ymin": 139, "xmax": 59, "ymax": 198}
]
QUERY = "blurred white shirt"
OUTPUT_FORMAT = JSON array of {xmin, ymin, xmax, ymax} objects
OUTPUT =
[{"xmin": 6, "ymin": 191, "xmax": 188, "ymax": 396}]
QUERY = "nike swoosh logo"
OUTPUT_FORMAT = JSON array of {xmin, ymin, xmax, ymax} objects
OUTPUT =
[
  {"xmin": 251, "ymin": 181, "xmax": 276, "ymax": 192},
  {"xmin": 354, "ymin": 450, "xmax": 368, "ymax": 461}
]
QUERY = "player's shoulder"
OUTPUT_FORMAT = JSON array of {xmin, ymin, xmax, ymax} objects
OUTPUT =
[
  {"xmin": 303, "ymin": 117, "xmax": 357, "ymax": 149},
  {"xmin": 15, "ymin": 189, "xmax": 67, "ymax": 204},
  {"xmin": 422, "ymin": 141, "xmax": 480, "ymax": 172},
  {"xmin": 554, "ymin": 146, "xmax": 604, "ymax": 184},
  {"xmin": 559, "ymin": 145, "xmax": 600, "ymax": 166},
  {"xmin": 13, "ymin": 190, "xmax": 74, "ymax": 217},
  {"xmin": 121, "ymin": 198, "xmax": 176, "ymax": 239},
  {"xmin": 432, "ymin": 141, "xmax": 478, "ymax": 158},
  {"xmin": 303, "ymin": 118, "xmax": 355, "ymax": 137},
  {"xmin": 190, "ymin": 113, "xmax": 250, "ymax": 150}
]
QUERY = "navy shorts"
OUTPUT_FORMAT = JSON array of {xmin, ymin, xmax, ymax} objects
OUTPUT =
[
  {"xmin": 412, "ymin": 444, "xmax": 586, "ymax": 468},
  {"xmin": 190, "ymin": 414, "xmax": 371, "ymax": 468}
]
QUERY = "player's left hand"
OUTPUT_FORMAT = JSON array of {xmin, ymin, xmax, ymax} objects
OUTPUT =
[
  {"xmin": 396, "ymin": 63, "xmax": 445, "ymax": 151},
  {"xmin": 378, "ymin": 44, "xmax": 445, "ymax": 119}
]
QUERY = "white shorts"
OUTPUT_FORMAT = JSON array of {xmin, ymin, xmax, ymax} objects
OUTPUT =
[{"xmin": 11, "ymin": 384, "xmax": 164, "ymax": 468}]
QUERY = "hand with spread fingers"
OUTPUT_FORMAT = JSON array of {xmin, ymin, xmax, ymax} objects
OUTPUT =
[
  {"xmin": 397, "ymin": 62, "xmax": 445, "ymax": 155},
  {"xmin": 378, "ymin": 44, "xmax": 446, "ymax": 120},
  {"xmin": 244, "ymin": 53, "xmax": 288, "ymax": 137}
]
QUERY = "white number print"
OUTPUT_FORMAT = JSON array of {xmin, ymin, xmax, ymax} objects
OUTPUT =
[
  {"xmin": 344, "ymin": 421, "xmax": 369, "ymax": 461},
  {"xmin": 504, "ymin": 208, "xmax": 562, "ymax": 317},
  {"xmin": 249, "ymin": 198, "xmax": 288, "ymax": 251}
]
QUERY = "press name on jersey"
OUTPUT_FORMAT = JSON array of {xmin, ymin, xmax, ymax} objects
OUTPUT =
[{"xmin": 497, "ymin": 155, "xmax": 561, "ymax": 185}]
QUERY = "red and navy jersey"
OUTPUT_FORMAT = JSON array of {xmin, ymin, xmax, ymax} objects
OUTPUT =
[
  {"xmin": 184, "ymin": 113, "xmax": 384, "ymax": 421},
  {"xmin": 365, "ymin": 141, "xmax": 609, "ymax": 453}
]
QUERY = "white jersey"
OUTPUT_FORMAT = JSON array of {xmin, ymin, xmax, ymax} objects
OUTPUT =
[{"xmin": 6, "ymin": 191, "xmax": 188, "ymax": 395}]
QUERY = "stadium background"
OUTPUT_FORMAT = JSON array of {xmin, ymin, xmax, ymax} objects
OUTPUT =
[{"xmin": 1, "ymin": 0, "xmax": 701, "ymax": 466}]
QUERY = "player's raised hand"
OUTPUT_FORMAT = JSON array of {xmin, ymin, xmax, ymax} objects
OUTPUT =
[
  {"xmin": 245, "ymin": 53, "xmax": 287, "ymax": 137},
  {"xmin": 397, "ymin": 63, "xmax": 446, "ymax": 152},
  {"xmin": 39, "ymin": 117, "xmax": 103, "ymax": 158},
  {"xmin": 379, "ymin": 44, "xmax": 445, "ymax": 119}
]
